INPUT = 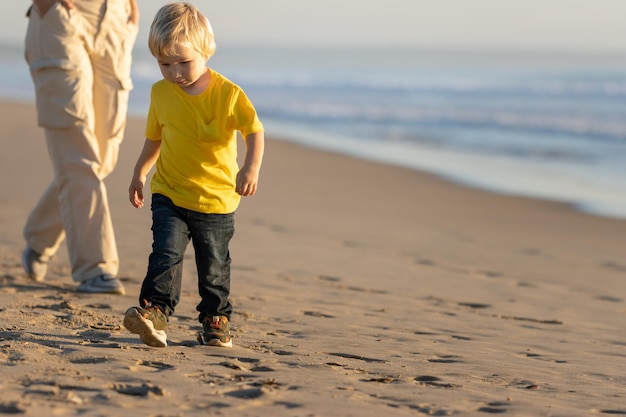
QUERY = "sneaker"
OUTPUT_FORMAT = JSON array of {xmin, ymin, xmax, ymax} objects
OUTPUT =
[
  {"xmin": 197, "ymin": 316, "xmax": 233, "ymax": 347},
  {"xmin": 77, "ymin": 275, "xmax": 125, "ymax": 295},
  {"xmin": 123, "ymin": 305, "xmax": 168, "ymax": 347},
  {"xmin": 22, "ymin": 247, "xmax": 48, "ymax": 282}
]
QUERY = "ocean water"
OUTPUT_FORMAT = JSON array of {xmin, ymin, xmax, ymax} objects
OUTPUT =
[{"xmin": 3, "ymin": 42, "xmax": 626, "ymax": 219}]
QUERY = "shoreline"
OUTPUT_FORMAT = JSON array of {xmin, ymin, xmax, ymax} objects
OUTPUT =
[
  {"xmin": 1, "ymin": 99, "xmax": 625, "ymax": 416},
  {"xmin": 249, "ymin": 118, "xmax": 626, "ymax": 222}
]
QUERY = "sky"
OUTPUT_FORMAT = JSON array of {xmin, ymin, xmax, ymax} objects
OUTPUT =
[{"xmin": 2, "ymin": 1, "xmax": 626, "ymax": 53}]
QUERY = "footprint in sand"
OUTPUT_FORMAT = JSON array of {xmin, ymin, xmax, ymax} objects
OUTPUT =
[
  {"xmin": 507, "ymin": 379, "xmax": 540, "ymax": 390},
  {"xmin": 128, "ymin": 360, "xmax": 175, "ymax": 372},
  {"xmin": 112, "ymin": 382, "xmax": 167, "ymax": 397},
  {"xmin": 327, "ymin": 352, "xmax": 388, "ymax": 364},
  {"xmin": 409, "ymin": 403, "xmax": 455, "ymax": 415},
  {"xmin": 595, "ymin": 295, "xmax": 623, "ymax": 303},
  {"xmin": 301, "ymin": 310, "xmax": 335, "ymax": 318},
  {"xmin": 427, "ymin": 354, "xmax": 463, "ymax": 363},
  {"xmin": 497, "ymin": 315, "xmax": 563, "ymax": 325},
  {"xmin": 318, "ymin": 275, "xmax": 389, "ymax": 294},
  {"xmin": 458, "ymin": 302, "xmax": 491, "ymax": 309},
  {"xmin": 364, "ymin": 376, "xmax": 400, "ymax": 384},
  {"xmin": 601, "ymin": 260, "xmax": 626, "ymax": 273},
  {"xmin": 0, "ymin": 402, "xmax": 25, "ymax": 414},
  {"xmin": 223, "ymin": 381, "xmax": 283, "ymax": 400},
  {"xmin": 70, "ymin": 357, "xmax": 109, "ymax": 365},
  {"xmin": 477, "ymin": 400, "xmax": 512, "ymax": 413},
  {"xmin": 415, "ymin": 375, "xmax": 461, "ymax": 388}
]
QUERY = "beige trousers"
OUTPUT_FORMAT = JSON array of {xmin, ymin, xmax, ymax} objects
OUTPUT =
[{"xmin": 24, "ymin": 0, "xmax": 137, "ymax": 282}]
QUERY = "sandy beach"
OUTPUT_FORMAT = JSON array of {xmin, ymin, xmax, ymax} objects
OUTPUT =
[{"xmin": 1, "ymin": 99, "xmax": 625, "ymax": 416}]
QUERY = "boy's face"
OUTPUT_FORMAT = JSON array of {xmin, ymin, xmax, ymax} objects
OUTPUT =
[{"xmin": 156, "ymin": 44, "xmax": 208, "ymax": 90}]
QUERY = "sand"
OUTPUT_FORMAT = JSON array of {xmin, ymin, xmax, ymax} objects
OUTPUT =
[{"xmin": 0, "ymin": 100, "xmax": 625, "ymax": 416}]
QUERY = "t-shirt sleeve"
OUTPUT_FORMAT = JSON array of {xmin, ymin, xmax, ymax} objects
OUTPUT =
[
  {"xmin": 229, "ymin": 87, "xmax": 264, "ymax": 138},
  {"xmin": 145, "ymin": 87, "xmax": 162, "ymax": 141}
]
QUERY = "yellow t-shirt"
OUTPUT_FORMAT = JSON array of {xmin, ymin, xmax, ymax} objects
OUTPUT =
[{"xmin": 145, "ymin": 68, "xmax": 264, "ymax": 214}]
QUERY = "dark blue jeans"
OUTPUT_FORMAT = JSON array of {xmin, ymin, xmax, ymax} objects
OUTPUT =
[{"xmin": 139, "ymin": 193, "xmax": 235, "ymax": 322}]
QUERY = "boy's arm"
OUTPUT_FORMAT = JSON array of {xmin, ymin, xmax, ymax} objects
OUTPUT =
[
  {"xmin": 236, "ymin": 132, "xmax": 265, "ymax": 196},
  {"xmin": 129, "ymin": 139, "xmax": 161, "ymax": 208}
]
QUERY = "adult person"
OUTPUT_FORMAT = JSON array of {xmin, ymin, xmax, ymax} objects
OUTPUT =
[{"xmin": 21, "ymin": 0, "xmax": 139, "ymax": 294}]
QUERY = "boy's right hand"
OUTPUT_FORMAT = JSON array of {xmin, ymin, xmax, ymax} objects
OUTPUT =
[{"xmin": 129, "ymin": 177, "xmax": 145, "ymax": 208}]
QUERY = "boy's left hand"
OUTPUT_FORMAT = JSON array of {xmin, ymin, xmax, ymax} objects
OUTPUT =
[{"xmin": 235, "ymin": 165, "xmax": 259, "ymax": 196}]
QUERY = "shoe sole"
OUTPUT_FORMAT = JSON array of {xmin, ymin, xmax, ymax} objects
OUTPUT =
[
  {"xmin": 77, "ymin": 280, "xmax": 125, "ymax": 295},
  {"xmin": 21, "ymin": 251, "xmax": 45, "ymax": 282},
  {"xmin": 124, "ymin": 308, "xmax": 167, "ymax": 347},
  {"xmin": 196, "ymin": 332, "xmax": 233, "ymax": 348}
]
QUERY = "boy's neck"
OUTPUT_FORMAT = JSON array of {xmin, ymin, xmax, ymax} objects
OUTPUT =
[{"xmin": 180, "ymin": 67, "xmax": 211, "ymax": 96}]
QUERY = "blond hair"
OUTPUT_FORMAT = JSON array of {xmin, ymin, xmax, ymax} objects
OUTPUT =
[{"xmin": 148, "ymin": 2, "xmax": 216, "ymax": 59}]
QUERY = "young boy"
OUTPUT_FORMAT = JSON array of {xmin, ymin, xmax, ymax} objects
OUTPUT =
[{"xmin": 123, "ymin": 2, "xmax": 264, "ymax": 348}]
